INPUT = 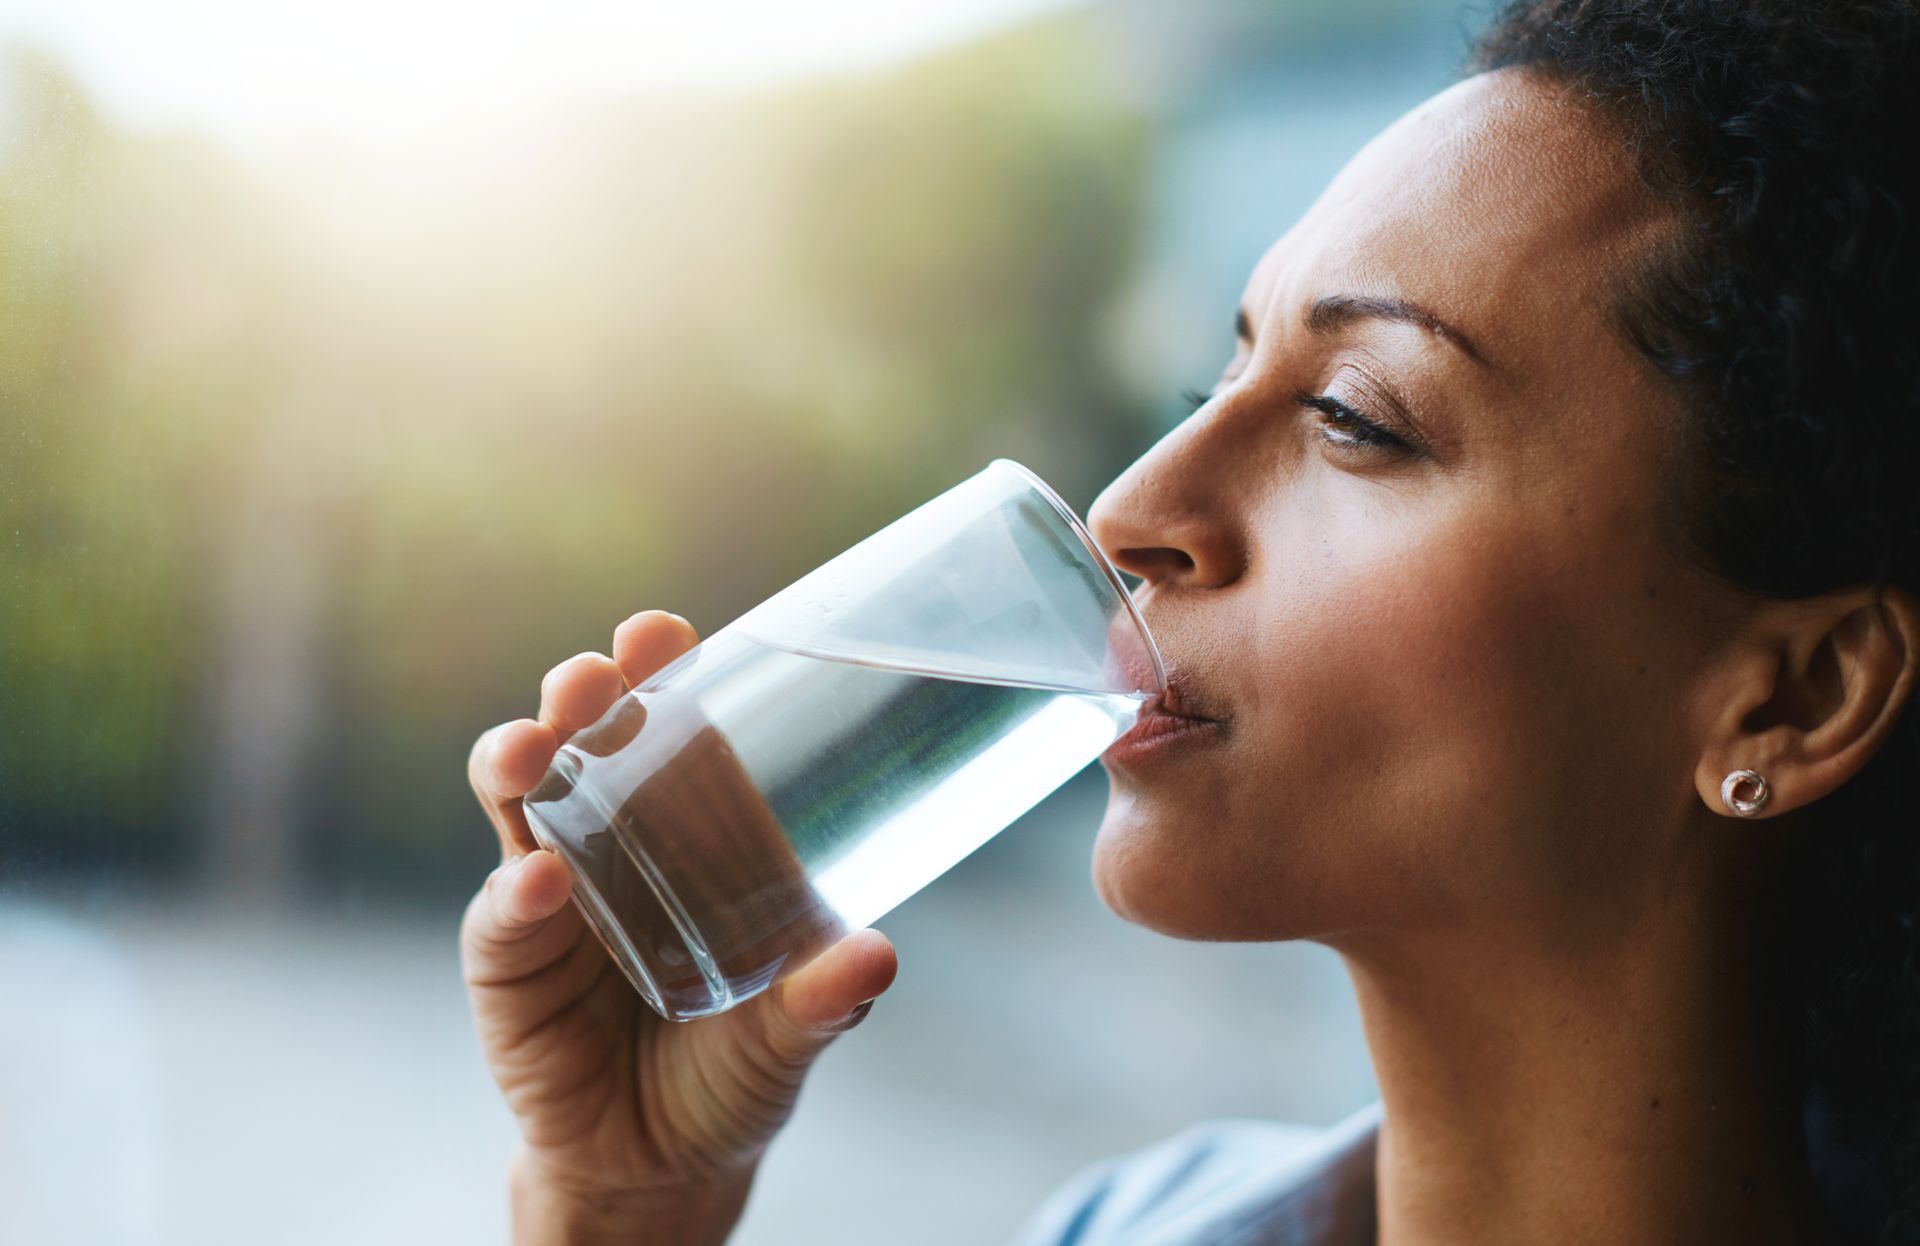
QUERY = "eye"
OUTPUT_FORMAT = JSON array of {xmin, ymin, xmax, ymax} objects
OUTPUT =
[
  {"xmin": 1294, "ymin": 390, "xmax": 1408, "ymax": 452},
  {"xmin": 1179, "ymin": 385, "xmax": 1420, "ymax": 458}
]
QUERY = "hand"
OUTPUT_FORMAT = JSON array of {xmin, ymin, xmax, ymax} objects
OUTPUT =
[{"xmin": 462, "ymin": 610, "xmax": 899, "ymax": 1241}]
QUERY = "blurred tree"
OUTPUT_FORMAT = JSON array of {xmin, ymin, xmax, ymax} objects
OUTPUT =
[
  {"xmin": 0, "ymin": 49, "xmax": 238, "ymax": 886},
  {"xmin": 0, "ymin": 11, "xmax": 1157, "ymax": 904}
]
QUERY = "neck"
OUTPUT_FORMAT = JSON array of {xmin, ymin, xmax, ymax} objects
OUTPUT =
[{"xmin": 1332, "ymin": 828, "xmax": 1826, "ymax": 1246}]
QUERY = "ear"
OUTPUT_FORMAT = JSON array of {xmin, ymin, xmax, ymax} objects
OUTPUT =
[{"xmin": 1693, "ymin": 586, "xmax": 1920, "ymax": 819}]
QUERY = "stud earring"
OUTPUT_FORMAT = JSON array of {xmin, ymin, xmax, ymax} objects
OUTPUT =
[{"xmin": 1720, "ymin": 769, "xmax": 1770, "ymax": 818}]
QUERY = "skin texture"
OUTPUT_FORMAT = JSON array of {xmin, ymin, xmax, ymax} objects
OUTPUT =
[
  {"xmin": 1087, "ymin": 68, "xmax": 1917, "ymax": 1245},
  {"xmin": 466, "ymin": 67, "xmax": 1918, "ymax": 1245}
]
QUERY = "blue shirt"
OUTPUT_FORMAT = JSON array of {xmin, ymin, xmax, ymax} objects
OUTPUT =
[
  {"xmin": 1008, "ymin": 1095, "xmax": 1891, "ymax": 1245},
  {"xmin": 1007, "ymin": 1102, "xmax": 1383, "ymax": 1246}
]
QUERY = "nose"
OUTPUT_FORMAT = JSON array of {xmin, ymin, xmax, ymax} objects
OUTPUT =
[{"xmin": 1087, "ymin": 414, "xmax": 1248, "ymax": 593}]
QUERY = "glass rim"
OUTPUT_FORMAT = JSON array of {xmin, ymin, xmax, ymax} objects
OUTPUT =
[{"xmin": 988, "ymin": 457, "xmax": 1167, "ymax": 697}]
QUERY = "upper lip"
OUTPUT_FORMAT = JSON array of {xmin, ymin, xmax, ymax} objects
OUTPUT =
[
  {"xmin": 1108, "ymin": 608, "xmax": 1222, "ymax": 723},
  {"xmin": 1146, "ymin": 664, "xmax": 1221, "ymax": 723}
]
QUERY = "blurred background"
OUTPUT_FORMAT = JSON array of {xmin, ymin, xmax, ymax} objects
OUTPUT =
[{"xmin": 1, "ymin": 1, "xmax": 1482, "ymax": 1241}]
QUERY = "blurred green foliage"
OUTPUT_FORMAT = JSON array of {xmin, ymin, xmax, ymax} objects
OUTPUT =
[{"xmin": 0, "ymin": 18, "xmax": 1157, "ymax": 901}]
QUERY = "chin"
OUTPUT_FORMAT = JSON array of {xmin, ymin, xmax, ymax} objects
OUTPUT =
[
  {"xmin": 1091, "ymin": 782, "xmax": 1346, "ymax": 945},
  {"xmin": 1090, "ymin": 793, "xmax": 1237, "ymax": 941}
]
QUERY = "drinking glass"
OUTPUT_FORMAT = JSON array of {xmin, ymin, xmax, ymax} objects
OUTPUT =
[{"xmin": 521, "ymin": 459, "xmax": 1164, "ymax": 1021}]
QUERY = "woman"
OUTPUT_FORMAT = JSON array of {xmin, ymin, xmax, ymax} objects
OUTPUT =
[{"xmin": 461, "ymin": 1, "xmax": 1920, "ymax": 1241}]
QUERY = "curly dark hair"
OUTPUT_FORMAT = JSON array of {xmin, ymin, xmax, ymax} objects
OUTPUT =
[{"xmin": 1470, "ymin": 1, "xmax": 1920, "ymax": 1241}]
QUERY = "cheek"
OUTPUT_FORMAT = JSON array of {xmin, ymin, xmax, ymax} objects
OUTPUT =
[
  {"xmin": 1093, "ymin": 498, "xmax": 1504, "ymax": 939},
  {"xmin": 1094, "ymin": 480, "xmax": 1689, "ymax": 940},
  {"xmin": 1247, "ymin": 520, "xmax": 1543, "ymax": 917}
]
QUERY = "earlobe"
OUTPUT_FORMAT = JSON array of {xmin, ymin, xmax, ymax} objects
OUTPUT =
[{"xmin": 1693, "ymin": 587, "xmax": 1920, "ymax": 822}]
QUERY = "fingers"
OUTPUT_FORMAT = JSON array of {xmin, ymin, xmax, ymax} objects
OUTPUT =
[
  {"xmin": 613, "ymin": 610, "xmax": 700, "ymax": 690},
  {"xmin": 460, "ymin": 849, "xmax": 585, "ymax": 989},
  {"xmin": 470, "ymin": 622, "xmax": 672, "ymax": 861},
  {"xmin": 539, "ymin": 652, "xmax": 627, "ymax": 740},
  {"xmin": 465, "ymin": 610, "xmax": 699, "ymax": 935},
  {"xmin": 762, "ymin": 929, "xmax": 898, "ymax": 1054},
  {"xmin": 469, "ymin": 718, "xmax": 561, "ymax": 858},
  {"xmin": 474, "ymin": 719, "xmax": 560, "ymax": 797}
]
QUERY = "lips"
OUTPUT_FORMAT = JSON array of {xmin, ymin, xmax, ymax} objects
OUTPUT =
[
  {"xmin": 1107, "ymin": 640, "xmax": 1216, "ymax": 718},
  {"xmin": 1105, "ymin": 666, "xmax": 1223, "ymax": 766},
  {"xmin": 1149, "ymin": 671, "xmax": 1217, "ymax": 724}
]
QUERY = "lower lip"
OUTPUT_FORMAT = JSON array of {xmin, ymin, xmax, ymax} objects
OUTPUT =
[{"xmin": 1103, "ymin": 709, "xmax": 1220, "ymax": 768}]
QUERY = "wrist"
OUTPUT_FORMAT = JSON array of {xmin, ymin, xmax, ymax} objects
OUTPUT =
[{"xmin": 509, "ymin": 1149, "xmax": 753, "ymax": 1246}]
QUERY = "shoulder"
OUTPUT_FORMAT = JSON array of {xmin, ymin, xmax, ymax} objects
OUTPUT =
[{"xmin": 1007, "ymin": 1102, "xmax": 1382, "ymax": 1246}]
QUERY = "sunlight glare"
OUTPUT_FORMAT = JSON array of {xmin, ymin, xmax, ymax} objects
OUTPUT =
[{"xmin": 2, "ymin": 0, "xmax": 1080, "ymax": 147}]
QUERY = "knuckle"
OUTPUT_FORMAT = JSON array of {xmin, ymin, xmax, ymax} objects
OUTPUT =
[
  {"xmin": 754, "ymin": 1006, "xmax": 833, "ymax": 1071},
  {"xmin": 461, "ymin": 869, "xmax": 526, "ymax": 957},
  {"xmin": 458, "ymin": 885, "xmax": 494, "ymax": 957}
]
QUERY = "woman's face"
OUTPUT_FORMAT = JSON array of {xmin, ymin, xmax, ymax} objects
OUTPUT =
[{"xmin": 1089, "ymin": 68, "xmax": 1734, "ymax": 948}]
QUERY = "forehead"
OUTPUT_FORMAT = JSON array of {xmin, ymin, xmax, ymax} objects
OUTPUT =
[{"xmin": 1246, "ymin": 68, "xmax": 1674, "ymax": 377}]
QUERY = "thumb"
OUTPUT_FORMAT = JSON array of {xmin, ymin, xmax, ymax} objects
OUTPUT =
[{"xmin": 759, "ymin": 928, "xmax": 898, "ymax": 1051}]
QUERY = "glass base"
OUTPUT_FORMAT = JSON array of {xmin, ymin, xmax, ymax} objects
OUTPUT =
[{"xmin": 521, "ymin": 749, "xmax": 735, "ymax": 1022}]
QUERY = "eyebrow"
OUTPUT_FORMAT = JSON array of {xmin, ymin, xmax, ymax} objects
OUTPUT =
[{"xmin": 1236, "ymin": 295, "xmax": 1493, "ymax": 370}]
